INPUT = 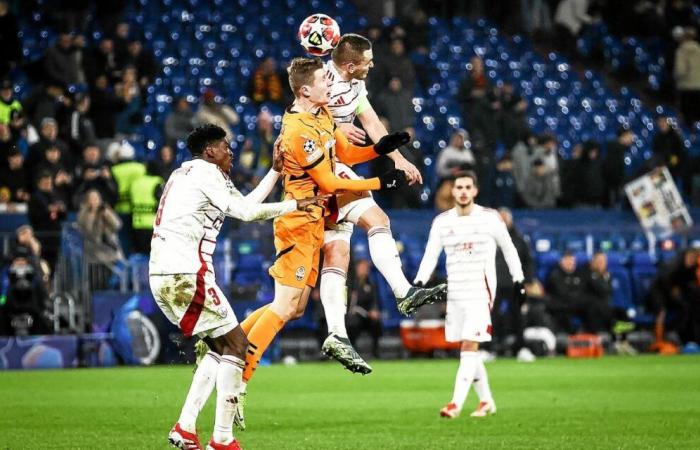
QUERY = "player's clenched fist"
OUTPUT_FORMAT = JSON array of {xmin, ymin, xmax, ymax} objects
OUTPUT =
[
  {"xmin": 296, "ymin": 194, "xmax": 330, "ymax": 212},
  {"xmin": 374, "ymin": 131, "xmax": 411, "ymax": 155}
]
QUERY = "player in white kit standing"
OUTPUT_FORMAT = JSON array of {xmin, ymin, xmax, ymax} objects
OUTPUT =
[
  {"xmin": 319, "ymin": 34, "xmax": 447, "ymax": 374},
  {"xmin": 150, "ymin": 124, "xmax": 322, "ymax": 450},
  {"xmin": 414, "ymin": 171, "xmax": 526, "ymax": 419}
]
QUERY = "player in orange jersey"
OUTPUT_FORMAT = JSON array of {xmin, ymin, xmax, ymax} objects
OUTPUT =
[{"xmin": 225, "ymin": 57, "xmax": 410, "ymax": 427}]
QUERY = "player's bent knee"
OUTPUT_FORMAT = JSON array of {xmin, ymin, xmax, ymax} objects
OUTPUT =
[
  {"xmin": 323, "ymin": 240, "xmax": 350, "ymax": 268},
  {"xmin": 217, "ymin": 326, "xmax": 249, "ymax": 359},
  {"xmin": 358, "ymin": 206, "xmax": 390, "ymax": 230},
  {"xmin": 461, "ymin": 340, "xmax": 479, "ymax": 352}
]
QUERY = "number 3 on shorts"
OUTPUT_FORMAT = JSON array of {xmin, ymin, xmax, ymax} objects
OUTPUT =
[{"xmin": 207, "ymin": 287, "xmax": 221, "ymax": 305}]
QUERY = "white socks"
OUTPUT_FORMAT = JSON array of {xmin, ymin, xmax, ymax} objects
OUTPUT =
[
  {"xmin": 472, "ymin": 357, "xmax": 494, "ymax": 403},
  {"xmin": 320, "ymin": 268, "xmax": 348, "ymax": 337},
  {"xmin": 367, "ymin": 226, "xmax": 411, "ymax": 298},
  {"xmin": 451, "ymin": 351, "xmax": 479, "ymax": 410},
  {"xmin": 178, "ymin": 351, "xmax": 219, "ymax": 433},
  {"xmin": 213, "ymin": 355, "xmax": 245, "ymax": 444}
]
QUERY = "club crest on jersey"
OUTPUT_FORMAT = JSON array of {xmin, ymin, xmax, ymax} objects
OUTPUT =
[
  {"xmin": 303, "ymin": 139, "xmax": 316, "ymax": 154},
  {"xmin": 295, "ymin": 266, "xmax": 306, "ymax": 281}
]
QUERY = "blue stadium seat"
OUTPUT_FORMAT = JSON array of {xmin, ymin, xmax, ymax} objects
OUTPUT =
[{"xmin": 609, "ymin": 267, "xmax": 633, "ymax": 310}]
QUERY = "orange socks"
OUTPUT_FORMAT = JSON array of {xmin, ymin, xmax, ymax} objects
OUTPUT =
[
  {"xmin": 240, "ymin": 305, "xmax": 270, "ymax": 334},
  {"xmin": 242, "ymin": 308, "xmax": 285, "ymax": 383}
]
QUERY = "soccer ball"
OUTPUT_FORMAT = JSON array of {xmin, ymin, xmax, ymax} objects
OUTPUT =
[{"xmin": 298, "ymin": 13, "xmax": 341, "ymax": 57}]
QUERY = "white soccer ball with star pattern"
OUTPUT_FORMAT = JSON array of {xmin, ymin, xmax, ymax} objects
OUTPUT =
[{"xmin": 298, "ymin": 13, "xmax": 341, "ymax": 57}]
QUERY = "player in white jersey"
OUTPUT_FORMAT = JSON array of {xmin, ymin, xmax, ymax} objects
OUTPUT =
[
  {"xmin": 150, "ymin": 124, "xmax": 323, "ymax": 450},
  {"xmin": 318, "ymin": 34, "xmax": 447, "ymax": 375},
  {"xmin": 414, "ymin": 171, "xmax": 526, "ymax": 419}
]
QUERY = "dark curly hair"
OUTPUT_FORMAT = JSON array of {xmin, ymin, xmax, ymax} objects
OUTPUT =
[{"xmin": 186, "ymin": 124, "xmax": 227, "ymax": 156}]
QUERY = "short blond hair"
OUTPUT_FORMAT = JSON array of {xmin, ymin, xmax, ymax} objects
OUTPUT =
[{"xmin": 287, "ymin": 57, "xmax": 324, "ymax": 97}]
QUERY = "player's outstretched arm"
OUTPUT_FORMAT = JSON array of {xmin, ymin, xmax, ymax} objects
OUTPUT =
[
  {"xmin": 358, "ymin": 106, "xmax": 423, "ymax": 185},
  {"xmin": 493, "ymin": 217, "xmax": 525, "ymax": 283},
  {"xmin": 307, "ymin": 156, "xmax": 406, "ymax": 193},
  {"xmin": 244, "ymin": 135, "xmax": 284, "ymax": 204},
  {"xmin": 333, "ymin": 128, "xmax": 410, "ymax": 166},
  {"xmin": 414, "ymin": 219, "xmax": 444, "ymax": 285},
  {"xmin": 203, "ymin": 167, "xmax": 297, "ymax": 221}
]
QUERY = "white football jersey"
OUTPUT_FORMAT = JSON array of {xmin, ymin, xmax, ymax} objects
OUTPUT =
[
  {"xmin": 414, "ymin": 205, "xmax": 524, "ymax": 307},
  {"xmin": 325, "ymin": 60, "xmax": 367, "ymax": 124},
  {"xmin": 149, "ymin": 159, "xmax": 295, "ymax": 275}
]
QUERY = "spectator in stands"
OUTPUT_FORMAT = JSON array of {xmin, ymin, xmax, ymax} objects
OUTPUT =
[
  {"xmin": 511, "ymin": 133, "xmax": 537, "ymax": 196},
  {"xmin": 521, "ymin": 0, "xmax": 552, "ymax": 38},
  {"xmin": 251, "ymin": 57, "xmax": 283, "ymax": 104},
  {"xmin": 60, "ymin": 92, "xmax": 97, "ymax": 158},
  {"xmin": 164, "ymin": 97, "xmax": 194, "ymax": 146},
  {"xmin": 114, "ymin": 66, "xmax": 142, "ymax": 136},
  {"xmin": 603, "ymin": 128, "xmax": 634, "ymax": 208},
  {"xmin": 0, "ymin": 246, "xmax": 51, "ymax": 336},
  {"xmin": 435, "ymin": 129, "xmax": 475, "ymax": 181},
  {"xmin": 375, "ymin": 76, "xmax": 414, "ymax": 133},
  {"xmin": 574, "ymin": 141, "xmax": 605, "ymax": 207},
  {"xmin": 373, "ymin": 38, "xmax": 416, "ymax": 96},
  {"xmin": 109, "ymin": 141, "xmax": 146, "ymax": 214},
  {"xmin": 581, "ymin": 252, "xmax": 614, "ymax": 333},
  {"xmin": 458, "ymin": 55, "xmax": 498, "ymax": 150},
  {"xmin": 73, "ymin": 144, "xmax": 118, "ymax": 208},
  {"xmin": 554, "ymin": 0, "xmax": 595, "ymax": 58},
  {"xmin": 0, "ymin": 149, "xmax": 30, "ymax": 203},
  {"xmin": 545, "ymin": 251, "xmax": 588, "ymax": 333},
  {"xmin": 496, "ymin": 81, "xmax": 528, "ymax": 149},
  {"xmin": 494, "ymin": 207, "xmax": 536, "ymax": 360},
  {"xmin": 400, "ymin": 8, "xmax": 429, "ymax": 54},
  {"xmin": 24, "ymin": 83, "xmax": 70, "ymax": 128},
  {"xmin": 77, "ymin": 189, "xmax": 125, "ymax": 290},
  {"xmin": 0, "ymin": 79, "xmax": 22, "ymax": 126},
  {"xmin": 521, "ymin": 159, "xmax": 560, "ymax": 208},
  {"xmin": 0, "ymin": 123, "xmax": 14, "ymax": 169},
  {"xmin": 194, "ymin": 88, "xmax": 239, "ymax": 140},
  {"xmin": 89, "ymin": 74, "xmax": 126, "ymax": 139},
  {"xmin": 0, "ymin": 1, "xmax": 21, "ymax": 79},
  {"xmin": 492, "ymin": 155, "xmax": 517, "ymax": 209},
  {"xmin": 85, "ymin": 38, "xmax": 121, "ymax": 84},
  {"xmin": 123, "ymin": 38, "xmax": 158, "ymax": 95},
  {"xmin": 129, "ymin": 161, "xmax": 163, "ymax": 254},
  {"xmin": 45, "ymin": 32, "xmax": 86, "ymax": 88},
  {"xmin": 26, "ymin": 118, "xmax": 70, "ymax": 173},
  {"xmin": 28, "ymin": 171, "xmax": 67, "ymax": 272},
  {"xmin": 674, "ymin": 27, "xmax": 700, "ymax": 125},
  {"xmin": 151, "ymin": 144, "xmax": 176, "ymax": 181},
  {"xmin": 647, "ymin": 248, "xmax": 700, "ymax": 347},
  {"xmin": 113, "ymin": 21, "xmax": 131, "ymax": 60},
  {"xmin": 36, "ymin": 144, "xmax": 74, "ymax": 206},
  {"xmin": 347, "ymin": 258, "xmax": 382, "ymax": 358},
  {"xmin": 652, "ymin": 116, "xmax": 689, "ymax": 189},
  {"xmin": 238, "ymin": 109, "xmax": 275, "ymax": 175}
]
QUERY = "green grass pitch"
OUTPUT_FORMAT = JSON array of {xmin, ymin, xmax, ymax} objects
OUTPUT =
[{"xmin": 2, "ymin": 355, "xmax": 700, "ymax": 449}]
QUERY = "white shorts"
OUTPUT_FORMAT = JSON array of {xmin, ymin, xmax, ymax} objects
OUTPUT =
[
  {"xmin": 150, "ymin": 273, "xmax": 238, "ymax": 339},
  {"xmin": 324, "ymin": 163, "xmax": 377, "ymax": 245},
  {"xmin": 445, "ymin": 301, "xmax": 492, "ymax": 343}
]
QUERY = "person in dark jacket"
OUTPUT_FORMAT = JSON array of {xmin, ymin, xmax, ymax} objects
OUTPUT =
[
  {"xmin": 346, "ymin": 259, "xmax": 382, "ymax": 358},
  {"xmin": 28, "ymin": 171, "xmax": 67, "ymax": 272},
  {"xmin": 603, "ymin": 128, "xmax": 634, "ymax": 207},
  {"xmin": 72, "ymin": 144, "xmax": 118, "ymax": 208},
  {"xmin": 581, "ymin": 252, "xmax": 614, "ymax": 333},
  {"xmin": 89, "ymin": 74, "xmax": 126, "ymax": 139},
  {"xmin": 0, "ymin": 1, "xmax": 21, "ymax": 79},
  {"xmin": 494, "ymin": 208, "xmax": 535, "ymax": 358},
  {"xmin": 576, "ymin": 141, "xmax": 606, "ymax": 207},
  {"xmin": 652, "ymin": 116, "xmax": 689, "ymax": 192},
  {"xmin": 545, "ymin": 251, "xmax": 589, "ymax": 333}
]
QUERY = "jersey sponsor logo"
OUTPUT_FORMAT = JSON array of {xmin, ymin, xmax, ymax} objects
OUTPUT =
[{"xmin": 295, "ymin": 266, "xmax": 306, "ymax": 281}]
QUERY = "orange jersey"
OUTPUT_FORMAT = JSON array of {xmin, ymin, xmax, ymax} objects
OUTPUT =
[{"xmin": 279, "ymin": 105, "xmax": 382, "ymax": 202}]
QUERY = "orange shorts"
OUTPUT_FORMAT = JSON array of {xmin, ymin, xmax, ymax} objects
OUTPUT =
[{"xmin": 268, "ymin": 209, "xmax": 324, "ymax": 289}]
